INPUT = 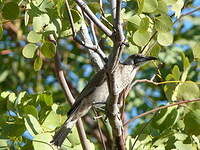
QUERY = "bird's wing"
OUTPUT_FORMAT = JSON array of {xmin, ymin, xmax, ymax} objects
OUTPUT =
[{"xmin": 67, "ymin": 69, "xmax": 106, "ymax": 116}]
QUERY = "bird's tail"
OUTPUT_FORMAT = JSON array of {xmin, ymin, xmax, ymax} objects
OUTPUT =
[{"xmin": 51, "ymin": 118, "xmax": 77, "ymax": 147}]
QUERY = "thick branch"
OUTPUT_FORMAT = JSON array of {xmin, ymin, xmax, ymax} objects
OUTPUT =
[
  {"xmin": 75, "ymin": 0, "xmax": 112, "ymax": 37},
  {"xmin": 124, "ymin": 98, "xmax": 200, "ymax": 127}
]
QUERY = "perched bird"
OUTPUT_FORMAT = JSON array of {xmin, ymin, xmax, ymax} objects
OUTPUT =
[{"xmin": 51, "ymin": 54, "xmax": 157, "ymax": 147}]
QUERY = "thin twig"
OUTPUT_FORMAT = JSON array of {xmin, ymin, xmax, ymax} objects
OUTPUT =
[
  {"xmin": 65, "ymin": 0, "xmax": 76, "ymax": 36},
  {"xmin": 124, "ymin": 98, "xmax": 200, "ymax": 127},
  {"xmin": 93, "ymin": 108, "xmax": 107, "ymax": 150},
  {"xmin": 75, "ymin": 0, "xmax": 113, "ymax": 37},
  {"xmin": 174, "ymin": 6, "xmax": 200, "ymax": 24},
  {"xmin": 89, "ymin": 20, "xmax": 108, "ymax": 62}
]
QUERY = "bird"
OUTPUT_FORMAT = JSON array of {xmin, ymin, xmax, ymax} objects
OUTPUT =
[{"xmin": 50, "ymin": 54, "xmax": 157, "ymax": 147}]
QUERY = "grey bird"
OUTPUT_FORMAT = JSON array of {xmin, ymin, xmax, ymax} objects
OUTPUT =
[{"xmin": 51, "ymin": 54, "xmax": 157, "ymax": 147}]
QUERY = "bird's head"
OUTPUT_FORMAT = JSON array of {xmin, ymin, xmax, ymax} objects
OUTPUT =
[{"xmin": 123, "ymin": 54, "xmax": 157, "ymax": 66}]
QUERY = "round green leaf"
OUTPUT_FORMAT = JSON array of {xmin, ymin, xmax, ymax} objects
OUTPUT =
[
  {"xmin": 142, "ymin": 0, "xmax": 158, "ymax": 13},
  {"xmin": 192, "ymin": 42, "xmax": 200, "ymax": 61},
  {"xmin": 2, "ymin": 2, "xmax": 19, "ymax": 20},
  {"xmin": 34, "ymin": 56, "xmax": 43, "ymax": 71},
  {"xmin": 22, "ymin": 43, "xmax": 38, "ymax": 58},
  {"xmin": 133, "ymin": 30, "xmax": 150, "ymax": 46},
  {"xmin": 40, "ymin": 41, "xmax": 56, "ymax": 58},
  {"xmin": 155, "ymin": 15, "xmax": 173, "ymax": 32},
  {"xmin": 157, "ymin": 32, "xmax": 173, "ymax": 46},
  {"xmin": 33, "ymin": 14, "xmax": 50, "ymax": 32},
  {"xmin": 24, "ymin": 114, "xmax": 43, "ymax": 136},
  {"xmin": 174, "ymin": 82, "xmax": 200, "ymax": 100},
  {"xmin": 27, "ymin": 31, "xmax": 42, "ymax": 43}
]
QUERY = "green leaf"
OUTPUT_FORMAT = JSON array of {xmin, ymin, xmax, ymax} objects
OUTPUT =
[
  {"xmin": 157, "ymin": 31, "xmax": 173, "ymax": 46},
  {"xmin": 40, "ymin": 41, "xmax": 56, "ymax": 58},
  {"xmin": 151, "ymin": 106, "xmax": 179, "ymax": 131},
  {"xmin": 0, "ymin": 97, "xmax": 7, "ymax": 114},
  {"xmin": 173, "ymin": 82, "xmax": 200, "ymax": 100},
  {"xmin": 23, "ymin": 105, "xmax": 38, "ymax": 119},
  {"xmin": 136, "ymin": 0, "xmax": 144, "ymax": 14},
  {"xmin": 150, "ymin": 43, "xmax": 161, "ymax": 57},
  {"xmin": 24, "ymin": 114, "xmax": 43, "ymax": 136},
  {"xmin": 171, "ymin": 0, "xmax": 184, "ymax": 18},
  {"xmin": 142, "ymin": 0, "xmax": 158, "ymax": 13},
  {"xmin": 27, "ymin": 31, "xmax": 42, "ymax": 43},
  {"xmin": 7, "ymin": 92, "xmax": 17, "ymax": 110},
  {"xmin": 174, "ymin": 141, "xmax": 193, "ymax": 150},
  {"xmin": 1, "ymin": 123, "xmax": 25, "ymax": 137},
  {"xmin": 33, "ymin": 0, "xmax": 54, "ymax": 12},
  {"xmin": 128, "ymin": 15, "xmax": 141, "ymax": 27},
  {"xmin": 68, "ymin": 127, "xmax": 81, "ymax": 146},
  {"xmin": 156, "ymin": 0, "xmax": 168, "ymax": 14},
  {"xmin": 1, "ymin": 91, "xmax": 10, "ymax": 98},
  {"xmin": 33, "ymin": 14, "xmax": 50, "ymax": 32},
  {"xmin": 33, "ymin": 133, "xmax": 53, "ymax": 150},
  {"xmin": 39, "ymin": 92, "xmax": 53, "ymax": 106},
  {"xmin": 172, "ymin": 65, "xmax": 181, "ymax": 80},
  {"xmin": 155, "ymin": 15, "xmax": 173, "ymax": 32},
  {"xmin": 133, "ymin": 30, "xmax": 150, "ymax": 46},
  {"xmin": 34, "ymin": 56, "xmax": 43, "ymax": 71},
  {"xmin": 0, "ymin": 25, "xmax": 3, "ymax": 40},
  {"xmin": 184, "ymin": 110, "xmax": 200, "ymax": 135},
  {"xmin": 88, "ymin": 2, "xmax": 101, "ymax": 13},
  {"xmin": 192, "ymin": 42, "xmax": 200, "ymax": 61},
  {"xmin": 2, "ymin": 2, "xmax": 19, "ymax": 20},
  {"xmin": 42, "ymin": 111, "xmax": 64, "ymax": 131},
  {"xmin": 0, "ymin": 70, "xmax": 9, "ymax": 83},
  {"xmin": 22, "ymin": 43, "xmax": 38, "ymax": 58},
  {"xmin": 139, "ymin": 17, "xmax": 149, "ymax": 32},
  {"xmin": 24, "ymin": 11, "xmax": 30, "ymax": 26}
]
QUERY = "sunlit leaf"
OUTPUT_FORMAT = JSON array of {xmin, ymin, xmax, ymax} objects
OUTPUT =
[
  {"xmin": 34, "ymin": 56, "xmax": 43, "ymax": 71},
  {"xmin": 24, "ymin": 114, "xmax": 43, "ymax": 136},
  {"xmin": 27, "ymin": 31, "xmax": 42, "ymax": 43},
  {"xmin": 33, "ymin": 133, "xmax": 54, "ymax": 150},
  {"xmin": 40, "ymin": 41, "xmax": 56, "ymax": 58},
  {"xmin": 173, "ymin": 82, "xmax": 199, "ymax": 100},
  {"xmin": 171, "ymin": 0, "xmax": 184, "ymax": 18},
  {"xmin": 155, "ymin": 15, "xmax": 173, "ymax": 32},
  {"xmin": 133, "ymin": 30, "xmax": 150, "ymax": 46},
  {"xmin": 157, "ymin": 31, "xmax": 173, "ymax": 46},
  {"xmin": 142, "ymin": 0, "xmax": 158, "ymax": 13},
  {"xmin": 33, "ymin": 14, "xmax": 50, "ymax": 32},
  {"xmin": 22, "ymin": 43, "xmax": 38, "ymax": 58},
  {"xmin": 192, "ymin": 42, "xmax": 200, "ymax": 61}
]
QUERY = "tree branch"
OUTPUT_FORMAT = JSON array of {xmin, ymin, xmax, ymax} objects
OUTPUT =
[
  {"xmin": 75, "ymin": 0, "xmax": 113, "ymax": 37},
  {"xmin": 65, "ymin": 0, "xmax": 105, "ymax": 70},
  {"xmin": 77, "ymin": 6, "xmax": 105, "ymax": 70},
  {"xmin": 48, "ymin": 35, "xmax": 90, "ymax": 150},
  {"xmin": 124, "ymin": 98, "xmax": 200, "ymax": 127}
]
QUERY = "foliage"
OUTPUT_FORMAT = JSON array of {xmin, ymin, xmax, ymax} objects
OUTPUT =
[{"xmin": 0, "ymin": 0, "xmax": 200, "ymax": 149}]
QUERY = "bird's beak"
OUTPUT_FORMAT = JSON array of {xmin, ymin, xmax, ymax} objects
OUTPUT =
[{"xmin": 135, "ymin": 55, "xmax": 157, "ymax": 65}]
